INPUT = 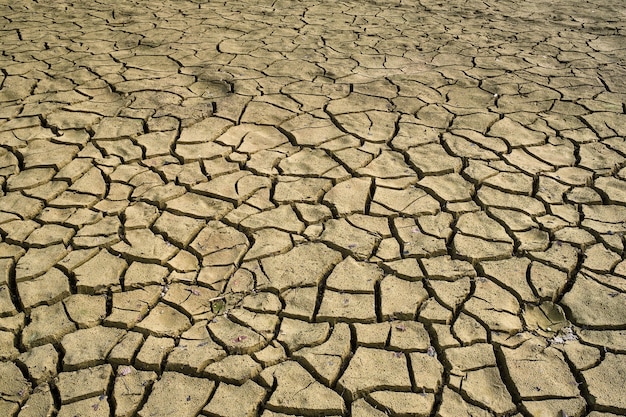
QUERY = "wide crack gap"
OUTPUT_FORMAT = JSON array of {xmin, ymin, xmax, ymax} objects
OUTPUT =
[
  {"xmin": 492, "ymin": 343, "xmax": 526, "ymax": 415},
  {"xmin": 422, "ymin": 321, "xmax": 449, "ymax": 417}
]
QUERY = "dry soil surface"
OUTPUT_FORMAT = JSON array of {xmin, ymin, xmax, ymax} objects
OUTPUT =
[{"xmin": 0, "ymin": 0, "xmax": 625, "ymax": 416}]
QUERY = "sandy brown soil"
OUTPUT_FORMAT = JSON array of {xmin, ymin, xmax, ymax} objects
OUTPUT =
[{"xmin": 0, "ymin": 0, "xmax": 625, "ymax": 416}]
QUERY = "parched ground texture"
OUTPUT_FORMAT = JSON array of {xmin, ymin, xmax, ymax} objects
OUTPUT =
[{"xmin": 0, "ymin": 0, "xmax": 625, "ymax": 416}]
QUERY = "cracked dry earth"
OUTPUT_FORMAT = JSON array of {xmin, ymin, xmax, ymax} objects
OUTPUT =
[{"xmin": 0, "ymin": 0, "xmax": 626, "ymax": 416}]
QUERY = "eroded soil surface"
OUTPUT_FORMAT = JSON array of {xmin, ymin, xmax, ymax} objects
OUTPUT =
[{"xmin": 1, "ymin": 0, "xmax": 625, "ymax": 416}]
